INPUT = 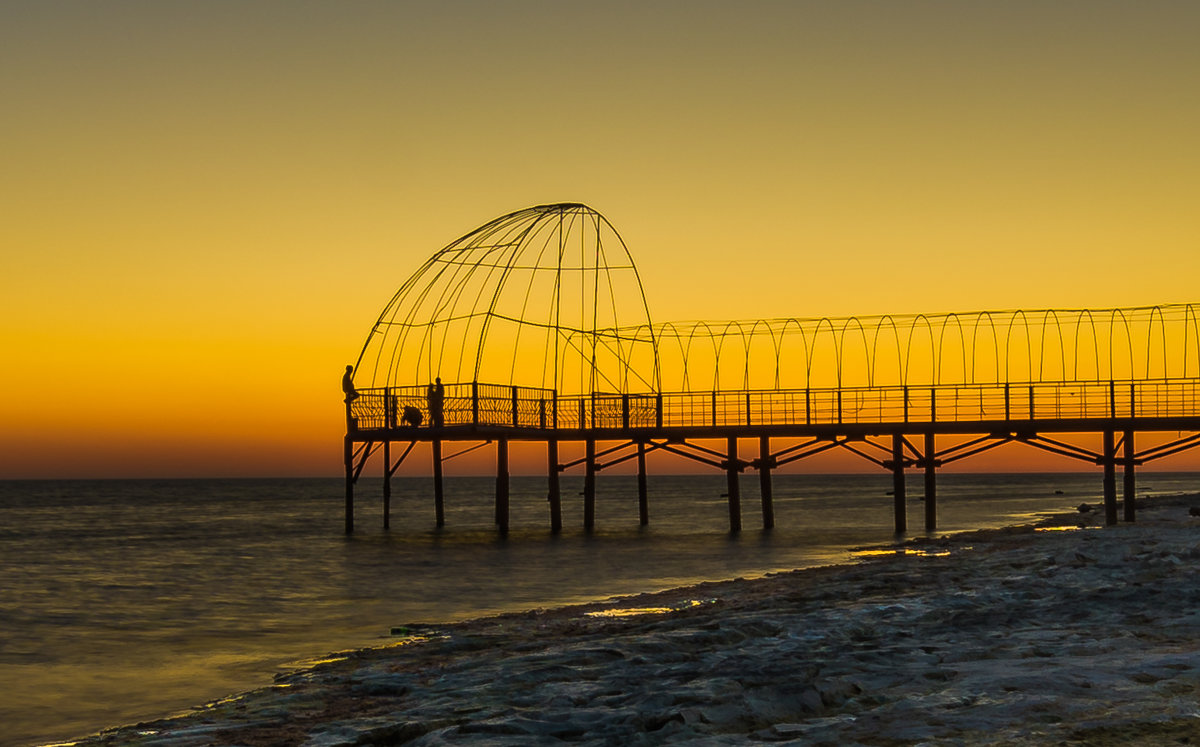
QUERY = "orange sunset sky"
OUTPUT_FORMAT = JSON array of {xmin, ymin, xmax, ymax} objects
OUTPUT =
[{"xmin": 3, "ymin": 1, "xmax": 1199, "ymax": 478}]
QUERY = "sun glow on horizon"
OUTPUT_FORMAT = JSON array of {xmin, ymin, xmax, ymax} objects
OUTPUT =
[{"xmin": 3, "ymin": 2, "xmax": 1199, "ymax": 478}]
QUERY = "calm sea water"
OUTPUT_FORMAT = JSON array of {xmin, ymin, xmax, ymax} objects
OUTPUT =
[{"xmin": 2, "ymin": 472, "xmax": 1197, "ymax": 746}]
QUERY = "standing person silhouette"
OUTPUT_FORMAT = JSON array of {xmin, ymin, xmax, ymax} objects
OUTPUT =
[
  {"xmin": 428, "ymin": 377, "xmax": 445, "ymax": 427},
  {"xmin": 342, "ymin": 365, "xmax": 359, "ymax": 403}
]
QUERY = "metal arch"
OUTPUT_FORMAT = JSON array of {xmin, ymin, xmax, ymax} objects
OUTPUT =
[
  {"xmin": 1107, "ymin": 307, "xmax": 1134, "ymax": 382},
  {"xmin": 806, "ymin": 317, "xmax": 840, "ymax": 388},
  {"xmin": 936, "ymin": 313, "xmax": 968, "ymax": 385},
  {"xmin": 1002, "ymin": 310, "xmax": 1033, "ymax": 383},
  {"xmin": 968, "ymin": 311, "xmax": 1001, "ymax": 385},
  {"xmin": 1070, "ymin": 308, "xmax": 1101, "ymax": 383},
  {"xmin": 1147, "ymin": 305, "xmax": 1168, "ymax": 380},
  {"xmin": 1186, "ymin": 304, "xmax": 1200, "ymax": 379},
  {"xmin": 1037, "ymin": 309, "xmax": 1066, "ymax": 383},
  {"xmin": 655, "ymin": 320, "xmax": 692, "ymax": 392},
  {"xmin": 777, "ymin": 317, "xmax": 812, "ymax": 390},
  {"xmin": 869, "ymin": 315, "xmax": 904, "ymax": 389},
  {"xmin": 741, "ymin": 318, "xmax": 779, "ymax": 391},
  {"xmin": 904, "ymin": 314, "xmax": 938, "ymax": 388},
  {"xmin": 838, "ymin": 316, "xmax": 872, "ymax": 389}
]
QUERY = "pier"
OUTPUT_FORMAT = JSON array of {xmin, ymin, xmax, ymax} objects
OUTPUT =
[{"xmin": 344, "ymin": 204, "xmax": 1200, "ymax": 534}]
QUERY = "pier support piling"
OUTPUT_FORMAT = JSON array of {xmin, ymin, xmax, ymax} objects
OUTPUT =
[
  {"xmin": 923, "ymin": 432, "xmax": 936, "ymax": 532},
  {"xmin": 584, "ymin": 439, "xmax": 596, "ymax": 531},
  {"xmin": 1123, "ymin": 430, "xmax": 1136, "ymax": 522},
  {"xmin": 892, "ymin": 433, "xmax": 907, "ymax": 534},
  {"xmin": 432, "ymin": 439, "xmax": 444, "ymax": 527},
  {"xmin": 343, "ymin": 435, "xmax": 354, "ymax": 535},
  {"xmin": 1102, "ymin": 430, "xmax": 1117, "ymax": 526},
  {"xmin": 759, "ymin": 435, "xmax": 774, "ymax": 530},
  {"xmin": 637, "ymin": 441, "xmax": 649, "ymax": 526},
  {"xmin": 727, "ymin": 436, "xmax": 742, "ymax": 533},
  {"xmin": 382, "ymin": 440, "xmax": 391, "ymax": 530},
  {"xmin": 495, "ymin": 437, "xmax": 509, "ymax": 535},
  {"xmin": 548, "ymin": 438, "xmax": 562, "ymax": 533}
]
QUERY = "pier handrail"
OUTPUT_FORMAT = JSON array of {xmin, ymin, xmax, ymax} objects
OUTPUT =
[{"xmin": 349, "ymin": 377, "xmax": 1200, "ymax": 433}]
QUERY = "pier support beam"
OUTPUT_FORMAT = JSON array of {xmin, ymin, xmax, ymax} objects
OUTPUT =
[
  {"xmin": 923, "ymin": 432, "xmax": 936, "ymax": 532},
  {"xmin": 1102, "ymin": 430, "xmax": 1117, "ymax": 526},
  {"xmin": 495, "ymin": 437, "xmax": 509, "ymax": 535},
  {"xmin": 637, "ymin": 441, "xmax": 649, "ymax": 526},
  {"xmin": 584, "ymin": 439, "xmax": 596, "ymax": 531},
  {"xmin": 726, "ymin": 436, "xmax": 742, "ymax": 533},
  {"xmin": 382, "ymin": 440, "xmax": 391, "ymax": 530},
  {"xmin": 759, "ymin": 435, "xmax": 774, "ymax": 530},
  {"xmin": 892, "ymin": 433, "xmax": 907, "ymax": 534},
  {"xmin": 344, "ymin": 435, "xmax": 354, "ymax": 535},
  {"xmin": 548, "ymin": 438, "xmax": 562, "ymax": 533},
  {"xmin": 432, "ymin": 439, "xmax": 444, "ymax": 527},
  {"xmin": 1123, "ymin": 430, "xmax": 1136, "ymax": 523}
]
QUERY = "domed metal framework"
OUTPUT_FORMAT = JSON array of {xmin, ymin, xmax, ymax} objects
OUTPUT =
[{"xmin": 355, "ymin": 203, "xmax": 659, "ymax": 397}]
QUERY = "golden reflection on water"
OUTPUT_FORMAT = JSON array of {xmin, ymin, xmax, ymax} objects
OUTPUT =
[
  {"xmin": 1034, "ymin": 525, "xmax": 1099, "ymax": 532},
  {"xmin": 585, "ymin": 599, "xmax": 709, "ymax": 618},
  {"xmin": 850, "ymin": 547, "xmax": 960, "ymax": 559}
]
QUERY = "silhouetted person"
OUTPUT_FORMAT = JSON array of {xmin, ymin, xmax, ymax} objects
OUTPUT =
[
  {"xmin": 402, "ymin": 405, "xmax": 423, "ymax": 428},
  {"xmin": 428, "ymin": 377, "xmax": 445, "ymax": 427},
  {"xmin": 342, "ymin": 365, "xmax": 359, "ymax": 403}
]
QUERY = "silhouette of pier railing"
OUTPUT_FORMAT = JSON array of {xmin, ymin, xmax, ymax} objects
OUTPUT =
[
  {"xmin": 341, "ymin": 203, "xmax": 1200, "ymax": 536},
  {"xmin": 351, "ymin": 378, "xmax": 1200, "ymax": 433}
]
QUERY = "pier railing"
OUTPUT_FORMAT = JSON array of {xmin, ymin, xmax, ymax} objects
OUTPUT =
[{"xmin": 349, "ymin": 378, "xmax": 1200, "ymax": 433}]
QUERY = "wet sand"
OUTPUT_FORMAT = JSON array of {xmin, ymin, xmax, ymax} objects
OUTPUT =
[{"xmin": 77, "ymin": 494, "xmax": 1200, "ymax": 746}]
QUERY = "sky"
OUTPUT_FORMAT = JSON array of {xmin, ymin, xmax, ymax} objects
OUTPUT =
[{"xmin": 2, "ymin": 1, "xmax": 1199, "ymax": 478}]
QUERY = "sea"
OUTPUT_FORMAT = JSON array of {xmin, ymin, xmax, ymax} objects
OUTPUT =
[{"xmin": 2, "ymin": 471, "xmax": 1198, "ymax": 746}]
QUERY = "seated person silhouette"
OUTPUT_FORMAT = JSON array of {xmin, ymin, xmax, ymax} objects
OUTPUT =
[{"xmin": 402, "ymin": 406, "xmax": 423, "ymax": 428}]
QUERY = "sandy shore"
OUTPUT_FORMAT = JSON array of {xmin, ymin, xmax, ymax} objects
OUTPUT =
[{"xmin": 76, "ymin": 494, "xmax": 1200, "ymax": 746}]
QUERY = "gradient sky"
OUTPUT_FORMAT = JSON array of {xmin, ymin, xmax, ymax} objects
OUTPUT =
[{"xmin": 3, "ymin": 1, "xmax": 1198, "ymax": 478}]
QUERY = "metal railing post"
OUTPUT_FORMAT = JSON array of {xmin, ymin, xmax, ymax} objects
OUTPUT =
[
  {"xmin": 472, "ymin": 381, "xmax": 480, "ymax": 426},
  {"xmin": 512, "ymin": 386, "xmax": 519, "ymax": 427}
]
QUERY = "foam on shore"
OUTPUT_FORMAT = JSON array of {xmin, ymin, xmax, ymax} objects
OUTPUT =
[{"xmin": 75, "ymin": 493, "xmax": 1200, "ymax": 746}]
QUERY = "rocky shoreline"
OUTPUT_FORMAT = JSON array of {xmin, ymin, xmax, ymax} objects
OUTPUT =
[{"xmin": 77, "ymin": 494, "xmax": 1200, "ymax": 746}]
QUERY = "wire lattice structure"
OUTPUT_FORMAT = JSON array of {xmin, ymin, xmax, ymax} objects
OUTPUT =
[
  {"xmin": 355, "ymin": 203, "xmax": 659, "ymax": 397},
  {"xmin": 645, "ymin": 305, "xmax": 1200, "ymax": 393},
  {"xmin": 354, "ymin": 202, "xmax": 1199, "ymax": 401}
]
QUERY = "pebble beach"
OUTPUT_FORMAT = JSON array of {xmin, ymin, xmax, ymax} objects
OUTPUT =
[{"xmin": 74, "ymin": 493, "xmax": 1200, "ymax": 746}]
